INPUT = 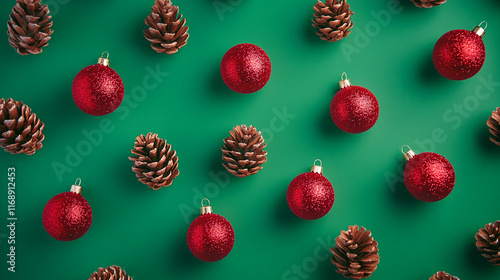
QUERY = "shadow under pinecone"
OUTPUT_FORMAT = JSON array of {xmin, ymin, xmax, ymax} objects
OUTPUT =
[
  {"xmin": 206, "ymin": 133, "xmax": 230, "ymax": 177},
  {"xmin": 304, "ymin": 19, "xmax": 323, "ymax": 45},
  {"xmin": 476, "ymin": 121, "xmax": 500, "ymax": 156},
  {"xmin": 400, "ymin": 0, "xmax": 420, "ymax": 9},
  {"xmin": 304, "ymin": 16, "xmax": 344, "ymax": 49},
  {"xmin": 467, "ymin": 240, "xmax": 495, "ymax": 271},
  {"xmin": 318, "ymin": 259, "xmax": 344, "ymax": 280},
  {"xmin": 129, "ymin": 11, "xmax": 167, "ymax": 59},
  {"xmin": 119, "ymin": 149, "xmax": 154, "ymax": 195}
]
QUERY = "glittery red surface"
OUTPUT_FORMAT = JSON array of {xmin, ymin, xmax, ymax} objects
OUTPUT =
[
  {"xmin": 330, "ymin": 85, "xmax": 379, "ymax": 134},
  {"xmin": 433, "ymin": 29, "xmax": 485, "ymax": 81},
  {"xmin": 220, "ymin": 43, "xmax": 271, "ymax": 94},
  {"xmin": 287, "ymin": 172, "xmax": 335, "ymax": 220},
  {"xmin": 404, "ymin": 152, "xmax": 455, "ymax": 202},
  {"xmin": 42, "ymin": 192, "xmax": 93, "ymax": 241},
  {"xmin": 187, "ymin": 213, "xmax": 235, "ymax": 262},
  {"xmin": 72, "ymin": 64, "xmax": 124, "ymax": 116}
]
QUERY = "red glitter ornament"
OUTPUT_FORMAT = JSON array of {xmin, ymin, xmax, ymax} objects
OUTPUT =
[
  {"xmin": 330, "ymin": 73, "xmax": 379, "ymax": 134},
  {"xmin": 187, "ymin": 199, "xmax": 234, "ymax": 262},
  {"xmin": 433, "ymin": 22, "xmax": 487, "ymax": 80},
  {"xmin": 72, "ymin": 52, "xmax": 124, "ymax": 116},
  {"xmin": 287, "ymin": 160, "xmax": 335, "ymax": 220},
  {"xmin": 220, "ymin": 43, "xmax": 271, "ymax": 94},
  {"xmin": 402, "ymin": 146, "xmax": 455, "ymax": 202},
  {"xmin": 42, "ymin": 179, "xmax": 92, "ymax": 241}
]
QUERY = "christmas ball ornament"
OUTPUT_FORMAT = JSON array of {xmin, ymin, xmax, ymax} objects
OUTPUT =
[
  {"xmin": 72, "ymin": 52, "xmax": 124, "ymax": 116},
  {"xmin": 187, "ymin": 199, "xmax": 234, "ymax": 262},
  {"xmin": 287, "ymin": 159, "xmax": 335, "ymax": 220},
  {"xmin": 402, "ymin": 146, "xmax": 455, "ymax": 202},
  {"xmin": 220, "ymin": 43, "xmax": 271, "ymax": 94},
  {"xmin": 330, "ymin": 73, "xmax": 379, "ymax": 133},
  {"xmin": 433, "ymin": 22, "xmax": 487, "ymax": 80},
  {"xmin": 42, "ymin": 179, "xmax": 92, "ymax": 241}
]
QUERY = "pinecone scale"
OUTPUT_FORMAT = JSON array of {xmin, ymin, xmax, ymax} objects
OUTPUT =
[
  {"xmin": 144, "ymin": 0, "xmax": 189, "ymax": 54},
  {"xmin": 412, "ymin": 0, "xmax": 447, "ymax": 8},
  {"xmin": 487, "ymin": 108, "xmax": 500, "ymax": 146},
  {"xmin": 222, "ymin": 125, "xmax": 267, "ymax": 177},
  {"xmin": 129, "ymin": 133, "xmax": 179, "ymax": 190},
  {"xmin": 89, "ymin": 265, "xmax": 133, "ymax": 280},
  {"xmin": 7, "ymin": 0, "xmax": 53, "ymax": 55},
  {"xmin": 475, "ymin": 221, "xmax": 500, "ymax": 265},
  {"xmin": 331, "ymin": 225, "xmax": 379, "ymax": 280},
  {"xmin": 429, "ymin": 271, "xmax": 459, "ymax": 280},
  {"xmin": 312, "ymin": 0, "xmax": 354, "ymax": 42}
]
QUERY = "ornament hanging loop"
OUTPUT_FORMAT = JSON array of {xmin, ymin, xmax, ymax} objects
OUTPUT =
[
  {"xmin": 479, "ymin": 21, "xmax": 487, "ymax": 30},
  {"xmin": 401, "ymin": 145, "xmax": 411, "ymax": 154},
  {"xmin": 401, "ymin": 145, "xmax": 416, "ymax": 162},
  {"xmin": 97, "ymin": 51, "xmax": 110, "ymax": 66},
  {"xmin": 200, "ymin": 198, "xmax": 213, "ymax": 215},
  {"xmin": 473, "ymin": 21, "xmax": 487, "ymax": 38},
  {"xmin": 70, "ymin": 178, "xmax": 82, "ymax": 194},
  {"xmin": 339, "ymin": 72, "xmax": 351, "ymax": 89},
  {"xmin": 311, "ymin": 159, "xmax": 323, "ymax": 174},
  {"xmin": 201, "ymin": 198, "xmax": 210, "ymax": 207}
]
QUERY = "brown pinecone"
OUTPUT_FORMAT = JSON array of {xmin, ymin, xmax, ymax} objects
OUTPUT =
[
  {"xmin": 144, "ymin": 0, "xmax": 189, "ymax": 54},
  {"xmin": 331, "ymin": 225, "xmax": 379, "ymax": 280},
  {"xmin": 312, "ymin": 0, "xmax": 354, "ymax": 42},
  {"xmin": 411, "ymin": 0, "xmax": 447, "ymax": 8},
  {"xmin": 429, "ymin": 271, "xmax": 459, "ymax": 280},
  {"xmin": 7, "ymin": 0, "xmax": 53, "ymax": 55},
  {"xmin": 487, "ymin": 107, "xmax": 500, "ymax": 146},
  {"xmin": 222, "ymin": 125, "xmax": 267, "ymax": 178},
  {"xmin": 89, "ymin": 265, "xmax": 133, "ymax": 280},
  {"xmin": 475, "ymin": 221, "xmax": 500, "ymax": 265},
  {"xmin": 129, "ymin": 133, "xmax": 179, "ymax": 190},
  {"xmin": 0, "ymin": 98, "xmax": 44, "ymax": 155}
]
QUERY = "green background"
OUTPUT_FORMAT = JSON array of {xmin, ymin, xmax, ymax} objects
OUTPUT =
[{"xmin": 1, "ymin": 0, "xmax": 500, "ymax": 279}]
